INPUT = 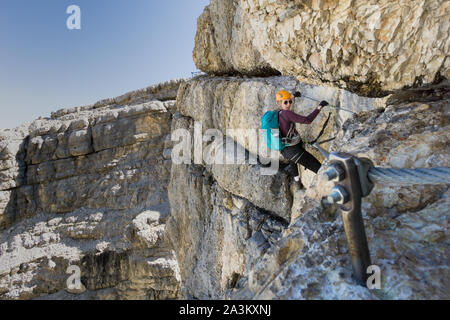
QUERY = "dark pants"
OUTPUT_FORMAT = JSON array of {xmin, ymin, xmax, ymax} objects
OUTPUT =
[{"xmin": 281, "ymin": 144, "xmax": 321, "ymax": 176}]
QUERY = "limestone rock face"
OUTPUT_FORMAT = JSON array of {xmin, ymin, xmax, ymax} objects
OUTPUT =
[
  {"xmin": 167, "ymin": 75, "xmax": 449, "ymax": 300},
  {"xmin": 228, "ymin": 96, "xmax": 450, "ymax": 300},
  {"xmin": 0, "ymin": 83, "xmax": 182, "ymax": 300},
  {"xmin": 167, "ymin": 162, "xmax": 287, "ymax": 298},
  {"xmin": 193, "ymin": 0, "xmax": 449, "ymax": 95},
  {"xmin": 193, "ymin": 1, "xmax": 277, "ymax": 76},
  {"xmin": 176, "ymin": 76, "xmax": 386, "ymax": 160}
]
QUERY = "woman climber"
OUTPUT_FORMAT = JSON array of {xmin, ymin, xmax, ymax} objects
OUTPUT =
[{"xmin": 275, "ymin": 90, "xmax": 329, "ymax": 180}]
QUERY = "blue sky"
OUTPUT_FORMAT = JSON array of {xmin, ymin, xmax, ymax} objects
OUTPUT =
[{"xmin": 0, "ymin": 0, "xmax": 209, "ymax": 129}]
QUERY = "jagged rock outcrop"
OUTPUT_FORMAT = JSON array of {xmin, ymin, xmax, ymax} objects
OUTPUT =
[
  {"xmin": 193, "ymin": 0, "xmax": 277, "ymax": 76},
  {"xmin": 194, "ymin": 0, "xmax": 449, "ymax": 95},
  {"xmin": 50, "ymin": 79, "xmax": 185, "ymax": 119},
  {"xmin": 0, "ymin": 84, "xmax": 183, "ymax": 299}
]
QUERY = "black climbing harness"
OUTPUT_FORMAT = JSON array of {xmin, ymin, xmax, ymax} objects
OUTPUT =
[
  {"xmin": 281, "ymin": 122, "xmax": 302, "ymax": 146},
  {"xmin": 279, "ymin": 111, "xmax": 302, "ymax": 147}
]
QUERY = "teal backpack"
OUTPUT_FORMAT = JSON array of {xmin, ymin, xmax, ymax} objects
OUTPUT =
[{"xmin": 261, "ymin": 110, "xmax": 288, "ymax": 151}]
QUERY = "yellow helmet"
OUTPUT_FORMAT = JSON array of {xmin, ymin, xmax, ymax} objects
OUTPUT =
[{"xmin": 276, "ymin": 90, "xmax": 292, "ymax": 101}]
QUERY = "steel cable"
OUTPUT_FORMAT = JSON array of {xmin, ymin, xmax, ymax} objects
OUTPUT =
[{"xmin": 368, "ymin": 167, "xmax": 450, "ymax": 185}]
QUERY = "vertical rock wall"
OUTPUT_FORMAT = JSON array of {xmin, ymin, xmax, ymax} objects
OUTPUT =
[{"xmin": 0, "ymin": 82, "xmax": 184, "ymax": 300}]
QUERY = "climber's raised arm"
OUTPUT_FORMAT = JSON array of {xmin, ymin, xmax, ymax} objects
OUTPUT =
[{"xmin": 281, "ymin": 107, "xmax": 319, "ymax": 124}]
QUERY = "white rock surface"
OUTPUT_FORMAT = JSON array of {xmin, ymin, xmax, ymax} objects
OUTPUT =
[
  {"xmin": 0, "ymin": 82, "xmax": 183, "ymax": 299},
  {"xmin": 194, "ymin": 0, "xmax": 449, "ymax": 94}
]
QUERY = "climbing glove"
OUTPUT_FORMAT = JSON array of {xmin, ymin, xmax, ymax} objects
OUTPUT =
[{"xmin": 319, "ymin": 100, "xmax": 329, "ymax": 107}]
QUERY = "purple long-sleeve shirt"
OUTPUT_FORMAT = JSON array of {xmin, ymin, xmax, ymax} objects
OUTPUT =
[{"xmin": 279, "ymin": 108, "xmax": 321, "ymax": 138}]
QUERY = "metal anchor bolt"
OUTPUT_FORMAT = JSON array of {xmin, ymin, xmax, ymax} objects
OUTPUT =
[
  {"xmin": 327, "ymin": 185, "xmax": 350, "ymax": 205},
  {"xmin": 323, "ymin": 163, "xmax": 345, "ymax": 182}
]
